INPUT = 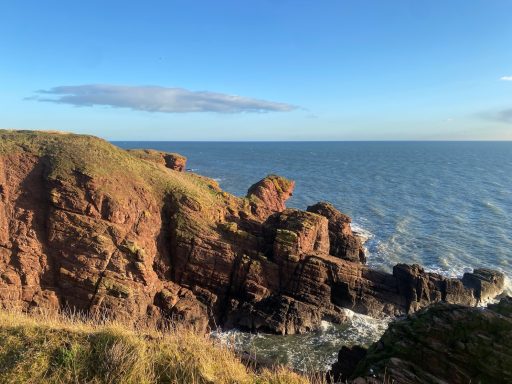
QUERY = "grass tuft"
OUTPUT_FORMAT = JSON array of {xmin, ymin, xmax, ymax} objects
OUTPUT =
[{"xmin": 0, "ymin": 309, "xmax": 313, "ymax": 384}]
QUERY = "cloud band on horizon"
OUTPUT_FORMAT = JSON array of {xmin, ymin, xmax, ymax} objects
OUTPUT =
[{"xmin": 29, "ymin": 84, "xmax": 297, "ymax": 113}]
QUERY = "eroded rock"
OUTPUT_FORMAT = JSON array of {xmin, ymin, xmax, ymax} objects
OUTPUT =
[
  {"xmin": 128, "ymin": 149, "xmax": 187, "ymax": 172},
  {"xmin": 336, "ymin": 297, "xmax": 512, "ymax": 384},
  {"xmin": 307, "ymin": 202, "xmax": 366, "ymax": 263},
  {"xmin": 247, "ymin": 174, "xmax": 295, "ymax": 220},
  {"xmin": 0, "ymin": 130, "xmax": 506, "ymax": 335}
]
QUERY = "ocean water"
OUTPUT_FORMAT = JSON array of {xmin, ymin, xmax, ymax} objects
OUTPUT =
[{"xmin": 114, "ymin": 141, "xmax": 512, "ymax": 370}]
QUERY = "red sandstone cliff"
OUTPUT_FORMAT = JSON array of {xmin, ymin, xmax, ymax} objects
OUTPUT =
[{"xmin": 0, "ymin": 131, "xmax": 505, "ymax": 334}]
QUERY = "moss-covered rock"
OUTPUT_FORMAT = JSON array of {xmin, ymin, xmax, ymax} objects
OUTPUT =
[{"xmin": 345, "ymin": 298, "xmax": 512, "ymax": 384}]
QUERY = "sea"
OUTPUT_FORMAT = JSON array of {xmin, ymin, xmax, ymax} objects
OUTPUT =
[{"xmin": 114, "ymin": 141, "xmax": 512, "ymax": 371}]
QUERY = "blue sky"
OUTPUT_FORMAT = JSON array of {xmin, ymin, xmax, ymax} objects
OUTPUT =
[{"xmin": 1, "ymin": 0, "xmax": 512, "ymax": 140}]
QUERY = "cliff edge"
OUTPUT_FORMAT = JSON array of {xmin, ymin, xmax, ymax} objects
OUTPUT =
[{"xmin": 0, "ymin": 130, "xmax": 505, "ymax": 334}]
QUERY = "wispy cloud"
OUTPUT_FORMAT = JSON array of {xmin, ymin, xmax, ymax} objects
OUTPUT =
[
  {"xmin": 500, "ymin": 76, "xmax": 512, "ymax": 81},
  {"xmin": 479, "ymin": 108, "xmax": 512, "ymax": 124},
  {"xmin": 494, "ymin": 108, "xmax": 512, "ymax": 123},
  {"xmin": 29, "ymin": 84, "xmax": 297, "ymax": 113}
]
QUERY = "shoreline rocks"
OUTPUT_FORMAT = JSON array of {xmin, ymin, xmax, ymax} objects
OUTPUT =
[
  {"xmin": 0, "ymin": 130, "xmax": 506, "ymax": 336},
  {"xmin": 329, "ymin": 297, "xmax": 512, "ymax": 384}
]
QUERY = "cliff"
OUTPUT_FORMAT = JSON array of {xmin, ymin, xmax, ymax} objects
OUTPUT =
[
  {"xmin": 0, "ymin": 130, "xmax": 506, "ymax": 334},
  {"xmin": 329, "ymin": 297, "xmax": 512, "ymax": 384}
]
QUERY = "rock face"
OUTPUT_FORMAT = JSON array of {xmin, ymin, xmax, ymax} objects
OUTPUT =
[
  {"xmin": 0, "ymin": 131, "xmax": 506, "ymax": 335},
  {"xmin": 328, "ymin": 346, "xmax": 367, "ymax": 383},
  {"xmin": 246, "ymin": 175, "xmax": 295, "ymax": 220},
  {"xmin": 331, "ymin": 297, "xmax": 512, "ymax": 384},
  {"xmin": 307, "ymin": 202, "xmax": 366, "ymax": 263}
]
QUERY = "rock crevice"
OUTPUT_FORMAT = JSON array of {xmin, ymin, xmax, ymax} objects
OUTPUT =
[{"xmin": 0, "ymin": 131, "xmax": 506, "ymax": 335}]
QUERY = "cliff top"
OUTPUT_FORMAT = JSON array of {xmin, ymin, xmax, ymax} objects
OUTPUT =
[{"xmin": 0, "ymin": 129, "xmax": 222, "ymax": 213}]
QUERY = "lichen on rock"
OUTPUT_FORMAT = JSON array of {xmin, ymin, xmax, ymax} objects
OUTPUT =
[{"xmin": 0, "ymin": 130, "xmax": 506, "ymax": 336}]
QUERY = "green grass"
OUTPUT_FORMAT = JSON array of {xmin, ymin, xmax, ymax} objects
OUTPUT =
[
  {"xmin": 0, "ymin": 309, "xmax": 313, "ymax": 384},
  {"xmin": 0, "ymin": 130, "xmax": 226, "ymax": 227},
  {"xmin": 127, "ymin": 149, "xmax": 186, "ymax": 164}
]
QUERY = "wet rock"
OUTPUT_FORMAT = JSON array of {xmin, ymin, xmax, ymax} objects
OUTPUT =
[
  {"xmin": 462, "ymin": 268, "xmax": 506, "ymax": 303},
  {"xmin": 328, "ymin": 345, "xmax": 368, "ymax": 383}
]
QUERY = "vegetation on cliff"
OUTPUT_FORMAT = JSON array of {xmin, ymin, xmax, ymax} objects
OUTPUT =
[
  {"xmin": 0, "ymin": 129, "xmax": 223, "ymax": 212},
  {"xmin": 0, "ymin": 130, "xmax": 509, "ymax": 383},
  {"xmin": 0, "ymin": 309, "xmax": 309, "ymax": 384},
  {"xmin": 0, "ymin": 129, "xmax": 506, "ymax": 336},
  {"xmin": 329, "ymin": 297, "xmax": 512, "ymax": 384}
]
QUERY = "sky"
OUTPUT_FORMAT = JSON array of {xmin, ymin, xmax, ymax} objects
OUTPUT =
[{"xmin": 1, "ymin": 0, "xmax": 512, "ymax": 141}]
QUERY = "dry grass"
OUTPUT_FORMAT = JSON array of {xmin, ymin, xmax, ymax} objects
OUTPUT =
[{"xmin": 0, "ymin": 309, "xmax": 316, "ymax": 384}]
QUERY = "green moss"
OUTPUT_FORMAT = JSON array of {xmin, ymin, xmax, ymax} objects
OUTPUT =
[
  {"xmin": 353, "ymin": 303, "xmax": 512, "ymax": 382},
  {"xmin": 275, "ymin": 229, "xmax": 298, "ymax": 245},
  {"xmin": 219, "ymin": 222, "xmax": 238, "ymax": 233},
  {"xmin": 267, "ymin": 174, "xmax": 293, "ymax": 196},
  {"xmin": 120, "ymin": 240, "xmax": 146, "ymax": 261},
  {"xmin": 100, "ymin": 278, "xmax": 131, "ymax": 299}
]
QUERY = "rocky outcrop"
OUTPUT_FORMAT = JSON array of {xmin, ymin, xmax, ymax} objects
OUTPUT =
[
  {"xmin": 328, "ymin": 346, "xmax": 367, "ymax": 383},
  {"xmin": 128, "ymin": 149, "xmax": 187, "ymax": 171},
  {"xmin": 330, "ymin": 297, "xmax": 512, "ymax": 384},
  {"xmin": 246, "ymin": 174, "xmax": 295, "ymax": 220},
  {"xmin": 0, "ymin": 130, "xmax": 506, "ymax": 335},
  {"xmin": 307, "ymin": 202, "xmax": 366, "ymax": 263},
  {"xmin": 393, "ymin": 264, "xmax": 505, "ymax": 312}
]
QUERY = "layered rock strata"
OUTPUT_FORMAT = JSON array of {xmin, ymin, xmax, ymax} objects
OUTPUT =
[{"xmin": 0, "ymin": 130, "xmax": 506, "ymax": 334}]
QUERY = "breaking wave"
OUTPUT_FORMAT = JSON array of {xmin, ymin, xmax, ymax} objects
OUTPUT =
[{"xmin": 211, "ymin": 310, "xmax": 390, "ymax": 372}]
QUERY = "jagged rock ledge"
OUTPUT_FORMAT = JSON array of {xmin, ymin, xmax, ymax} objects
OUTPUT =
[
  {"xmin": 328, "ymin": 296, "xmax": 512, "ymax": 384},
  {"xmin": 0, "ymin": 130, "xmax": 506, "ymax": 335}
]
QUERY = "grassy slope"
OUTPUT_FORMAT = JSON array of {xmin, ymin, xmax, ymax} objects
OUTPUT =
[
  {"xmin": 0, "ymin": 310, "xmax": 309, "ymax": 384},
  {"xmin": 0, "ymin": 130, "xmax": 231, "ymax": 236},
  {"xmin": 0, "ymin": 130, "xmax": 221, "ymax": 208}
]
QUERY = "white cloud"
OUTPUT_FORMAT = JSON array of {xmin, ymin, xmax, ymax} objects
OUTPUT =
[
  {"xmin": 500, "ymin": 76, "xmax": 512, "ymax": 81},
  {"xmin": 30, "ymin": 84, "xmax": 297, "ymax": 113}
]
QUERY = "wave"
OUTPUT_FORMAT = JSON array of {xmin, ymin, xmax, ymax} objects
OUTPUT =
[
  {"xmin": 351, "ymin": 222, "xmax": 373, "ymax": 244},
  {"xmin": 502, "ymin": 275, "xmax": 512, "ymax": 297},
  {"xmin": 481, "ymin": 199, "xmax": 506, "ymax": 216},
  {"xmin": 211, "ymin": 310, "xmax": 390, "ymax": 372}
]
